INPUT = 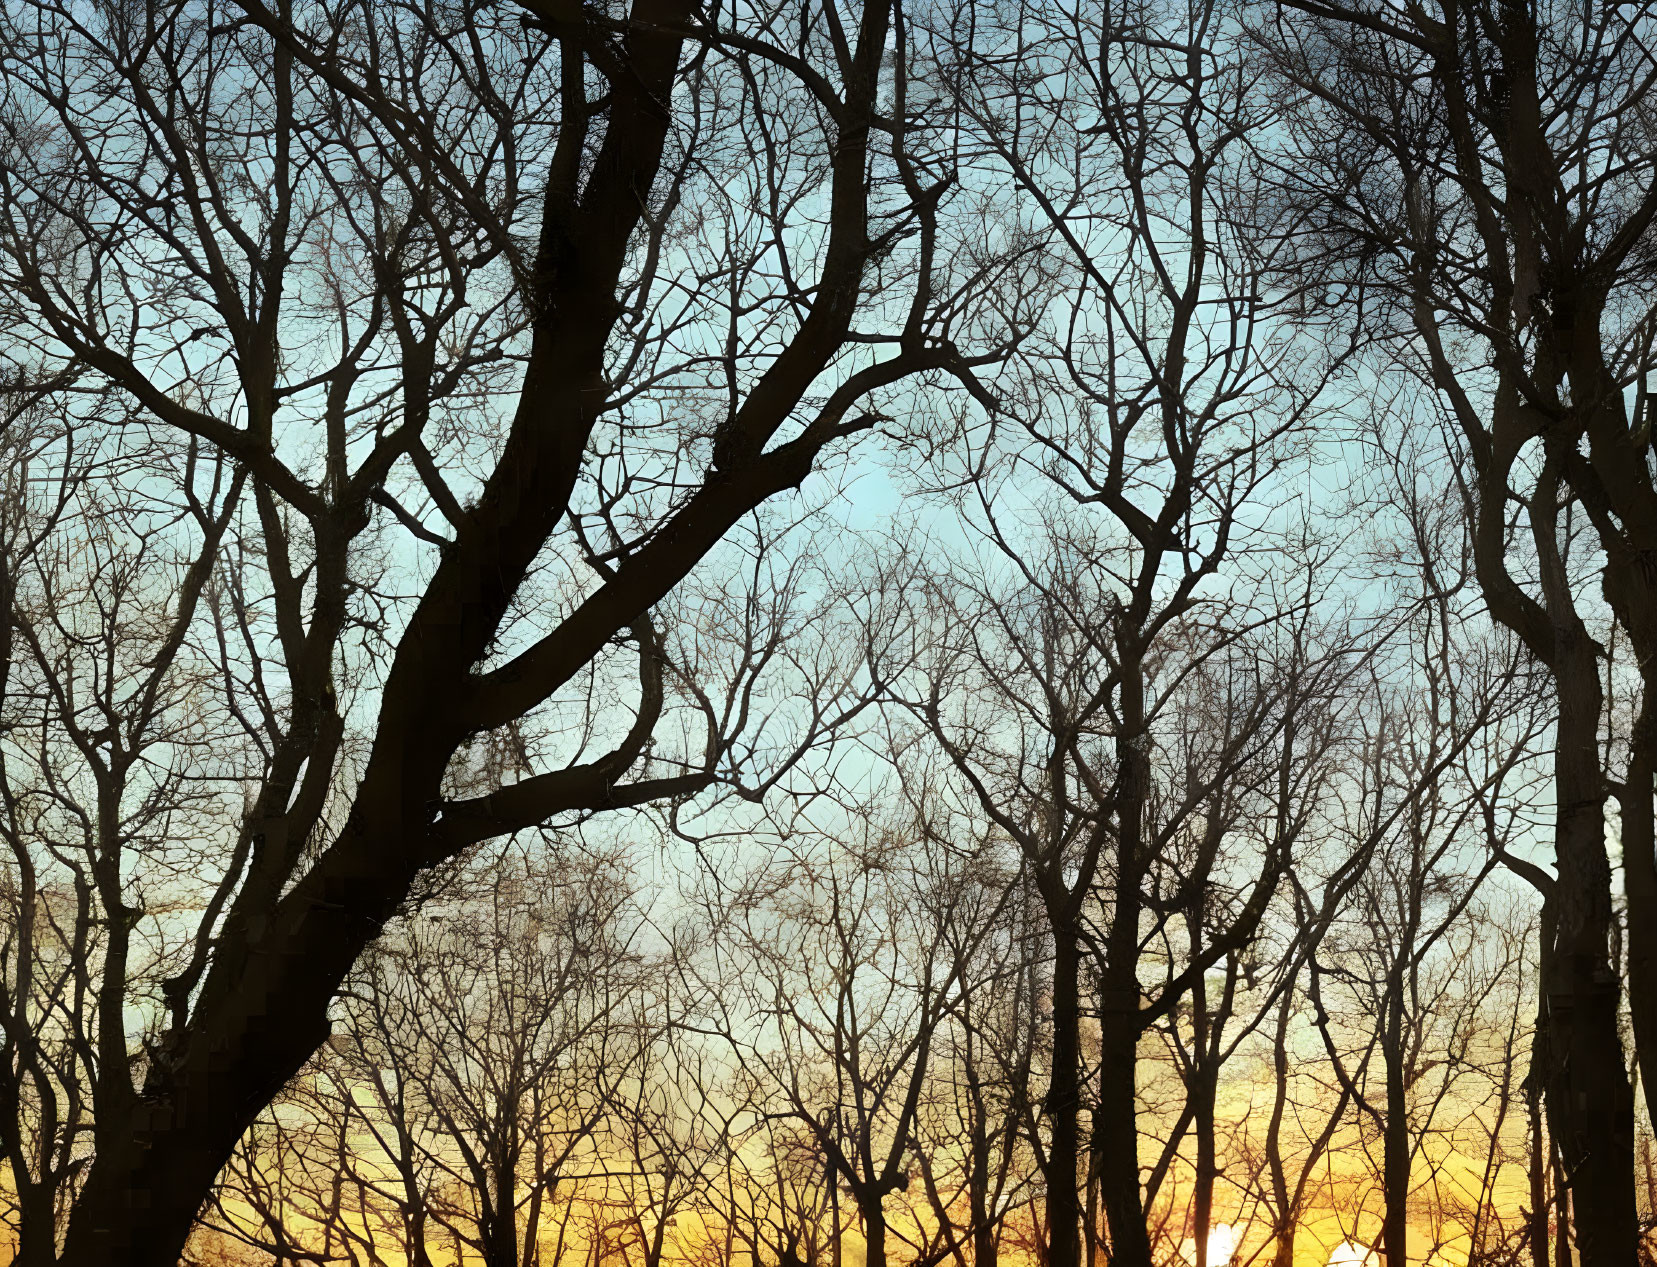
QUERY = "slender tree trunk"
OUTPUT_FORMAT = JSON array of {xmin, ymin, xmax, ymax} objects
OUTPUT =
[
  {"xmin": 1382, "ymin": 978, "xmax": 1410, "ymax": 1267},
  {"xmin": 1047, "ymin": 917, "xmax": 1085, "ymax": 1267},
  {"xmin": 407, "ymin": 1206, "xmax": 437, "ymax": 1267},
  {"xmin": 1096, "ymin": 657, "xmax": 1152, "ymax": 1267},
  {"xmin": 1085, "ymin": 1131, "xmax": 1104, "ymax": 1267},
  {"xmin": 1266, "ymin": 990, "xmax": 1296, "ymax": 1267},
  {"xmin": 1190, "ymin": 962, "xmax": 1217, "ymax": 1267},
  {"xmin": 398, "ymin": 1121, "xmax": 437, "ymax": 1267},
  {"xmin": 969, "ymin": 1075, "xmax": 996, "ymax": 1267},
  {"xmin": 1553, "ymin": 1142, "xmax": 1573, "ymax": 1267},
  {"xmin": 1618, "ymin": 700, "xmax": 1657, "ymax": 1136},
  {"xmin": 1525, "ymin": 1009, "xmax": 1551, "ymax": 1267},
  {"xmin": 832, "ymin": 1163, "xmax": 844, "ymax": 1267},
  {"xmin": 1191, "ymin": 1060, "xmax": 1218, "ymax": 1267},
  {"xmin": 1644, "ymin": 1140, "xmax": 1657, "ymax": 1267}
]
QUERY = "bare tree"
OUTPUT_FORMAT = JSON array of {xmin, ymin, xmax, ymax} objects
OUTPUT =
[
  {"xmin": 694, "ymin": 817, "xmax": 1014, "ymax": 1267},
  {"xmin": 1312, "ymin": 468, "xmax": 1543, "ymax": 1267},
  {"xmin": 0, "ymin": 0, "xmax": 1037, "ymax": 1258},
  {"xmin": 3, "ymin": 2, "xmax": 1637, "ymax": 1265},
  {"xmin": 1256, "ymin": 0, "xmax": 1657, "ymax": 1256},
  {"xmin": 203, "ymin": 841, "xmax": 649, "ymax": 1267},
  {"xmin": 898, "ymin": 791, "xmax": 1043, "ymax": 1267},
  {"xmin": 894, "ymin": 0, "xmax": 1351, "ymax": 1260},
  {"xmin": 723, "ymin": 1119, "xmax": 842, "ymax": 1267},
  {"xmin": 599, "ymin": 944, "xmax": 742, "ymax": 1267},
  {"xmin": 0, "ymin": 389, "xmax": 247, "ymax": 1263},
  {"xmin": 891, "ymin": 531, "xmax": 1344, "ymax": 1267},
  {"xmin": 1254, "ymin": 956, "xmax": 1355, "ymax": 1267}
]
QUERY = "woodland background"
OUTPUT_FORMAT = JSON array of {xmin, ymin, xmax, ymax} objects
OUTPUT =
[{"xmin": 1, "ymin": 1, "xmax": 1656, "ymax": 1266}]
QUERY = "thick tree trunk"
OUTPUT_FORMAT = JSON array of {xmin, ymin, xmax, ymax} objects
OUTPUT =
[
  {"xmin": 58, "ymin": 1117, "xmax": 243, "ymax": 1267},
  {"xmin": 1095, "ymin": 1004, "xmax": 1149, "ymax": 1267},
  {"xmin": 1544, "ymin": 651, "xmax": 1636, "ymax": 1267},
  {"xmin": 45, "ymin": 3, "xmax": 716, "ymax": 1258},
  {"xmin": 862, "ymin": 1199, "xmax": 888, "ymax": 1267},
  {"xmin": 11, "ymin": 1183, "xmax": 58, "ymax": 1267},
  {"xmin": 56, "ymin": 723, "xmax": 455, "ymax": 1267},
  {"xmin": 482, "ymin": 1165, "xmax": 520, "ymax": 1267}
]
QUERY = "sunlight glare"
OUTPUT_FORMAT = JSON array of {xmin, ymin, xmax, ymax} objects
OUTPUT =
[
  {"xmin": 1180, "ymin": 1223, "xmax": 1239, "ymax": 1266},
  {"xmin": 1327, "ymin": 1242, "xmax": 1380, "ymax": 1267}
]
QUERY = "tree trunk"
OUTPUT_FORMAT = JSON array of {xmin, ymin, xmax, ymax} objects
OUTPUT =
[
  {"xmin": 407, "ymin": 1207, "xmax": 437, "ymax": 1267},
  {"xmin": 1272, "ymin": 1227, "xmax": 1296, "ymax": 1267},
  {"xmin": 1085, "ymin": 1135, "xmax": 1104, "ymax": 1267},
  {"xmin": 1190, "ymin": 956, "xmax": 1218, "ymax": 1267},
  {"xmin": 1618, "ymin": 702, "xmax": 1657, "ymax": 1137},
  {"xmin": 56, "ymin": 1113, "xmax": 241, "ymax": 1267},
  {"xmin": 1095, "ymin": 1002, "xmax": 1149, "ymax": 1267},
  {"xmin": 1047, "ymin": 918, "xmax": 1084, "ymax": 1267},
  {"xmin": 1266, "ymin": 990, "xmax": 1296, "ymax": 1267},
  {"xmin": 483, "ymin": 1164, "xmax": 520, "ymax": 1267},
  {"xmin": 11, "ymin": 1182, "xmax": 58, "ymax": 1267},
  {"xmin": 1382, "ymin": 978, "xmax": 1410, "ymax": 1267},
  {"xmin": 1544, "ymin": 649, "xmax": 1636, "ymax": 1267},
  {"xmin": 832, "ymin": 1165, "xmax": 844, "ymax": 1267},
  {"xmin": 1191, "ymin": 1060, "xmax": 1218, "ymax": 1267},
  {"xmin": 1553, "ymin": 1143, "xmax": 1572, "ymax": 1267},
  {"xmin": 862, "ymin": 1198, "xmax": 887, "ymax": 1267},
  {"xmin": 969, "ymin": 1074, "xmax": 997, "ymax": 1267},
  {"xmin": 1525, "ymin": 1008, "xmax": 1550, "ymax": 1267},
  {"xmin": 1096, "ymin": 659, "xmax": 1152, "ymax": 1267}
]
